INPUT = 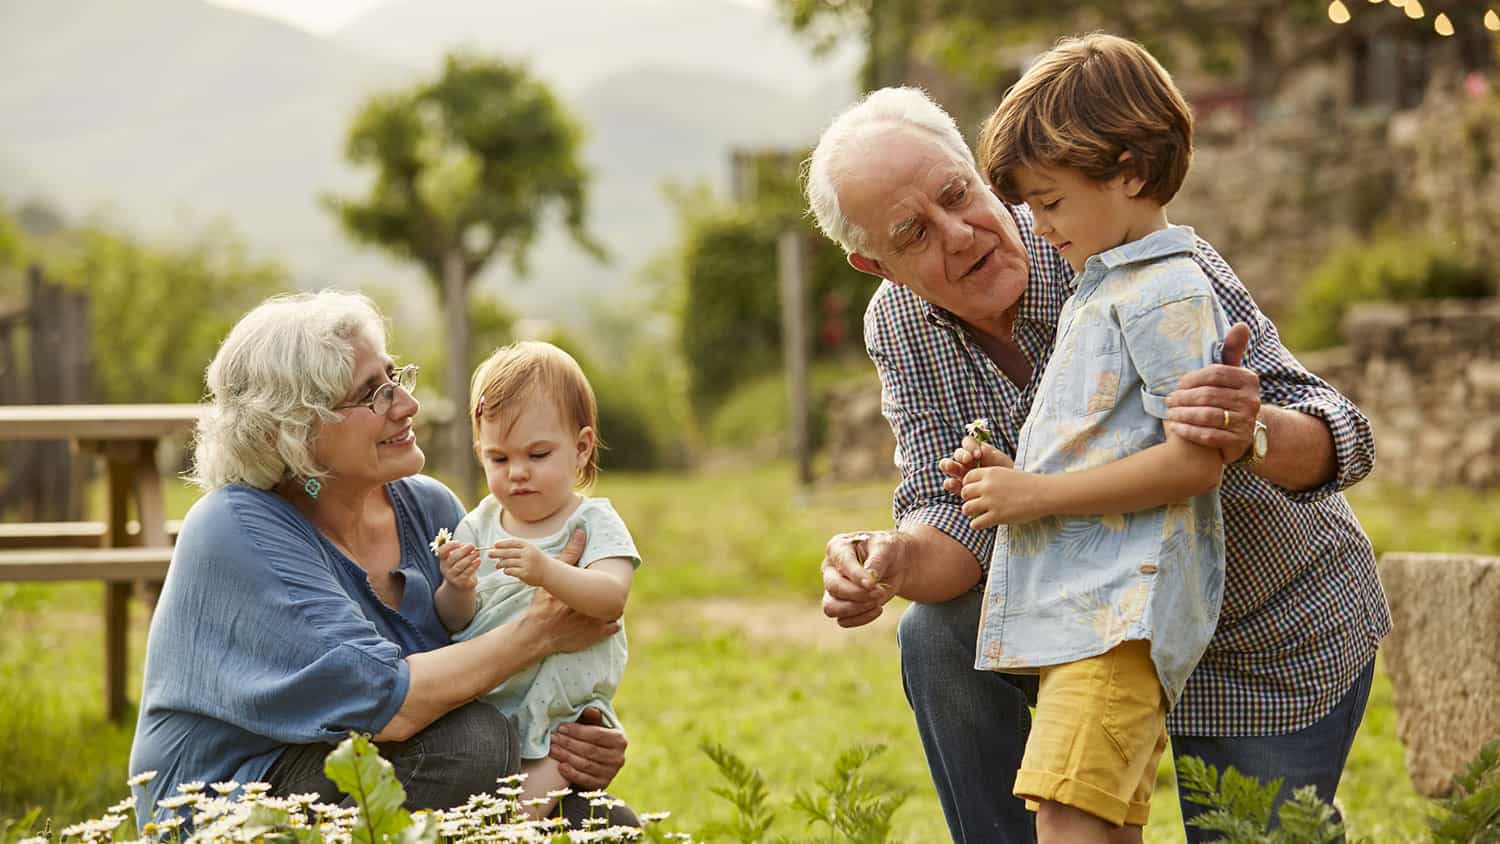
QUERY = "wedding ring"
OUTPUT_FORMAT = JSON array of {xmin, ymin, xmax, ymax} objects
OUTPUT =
[{"xmin": 1222, "ymin": 409, "xmax": 1232, "ymax": 430}]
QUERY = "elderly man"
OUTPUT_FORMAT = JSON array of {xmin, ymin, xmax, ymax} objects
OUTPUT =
[{"xmin": 808, "ymin": 87, "xmax": 1390, "ymax": 843}]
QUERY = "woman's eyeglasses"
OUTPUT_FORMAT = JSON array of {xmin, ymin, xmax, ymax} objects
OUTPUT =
[{"xmin": 334, "ymin": 364, "xmax": 418, "ymax": 416}]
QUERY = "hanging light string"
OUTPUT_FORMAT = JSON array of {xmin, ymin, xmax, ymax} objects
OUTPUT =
[{"xmin": 1328, "ymin": 1, "xmax": 1500, "ymax": 35}]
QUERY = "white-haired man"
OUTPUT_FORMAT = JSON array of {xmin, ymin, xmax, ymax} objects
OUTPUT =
[{"xmin": 809, "ymin": 87, "xmax": 1390, "ymax": 842}]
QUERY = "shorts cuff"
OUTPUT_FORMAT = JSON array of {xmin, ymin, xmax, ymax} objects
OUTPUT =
[{"xmin": 1014, "ymin": 768, "xmax": 1131, "ymax": 827}]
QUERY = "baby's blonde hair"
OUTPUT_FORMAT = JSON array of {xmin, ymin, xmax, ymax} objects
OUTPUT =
[{"xmin": 469, "ymin": 341, "xmax": 601, "ymax": 486}]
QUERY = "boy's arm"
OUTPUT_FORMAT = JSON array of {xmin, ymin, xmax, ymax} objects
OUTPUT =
[
  {"xmin": 535, "ymin": 557, "xmax": 634, "ymax": 620},
  {"xmin": 959, "ymin": 435, "xmax": 1221, "ymax": 528}
]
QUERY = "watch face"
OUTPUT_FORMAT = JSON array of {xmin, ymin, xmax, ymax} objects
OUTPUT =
[{"xmin": 1253, "ymin": 426, "xmax": 1268, "ymax": 457}]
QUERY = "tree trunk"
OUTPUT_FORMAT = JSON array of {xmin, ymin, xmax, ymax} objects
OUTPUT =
[{"xmin": 443, "ymin": 250, "xmax": 476, "ymax": 501}]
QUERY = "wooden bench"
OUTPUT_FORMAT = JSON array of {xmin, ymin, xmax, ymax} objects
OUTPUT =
[
  {"xmin": 0, "ymin": 520, "xmax": 183, "ymax": 549},
  {"xmin": 0, "ymin": 524, "xmax": 180, "ymax": 723}
]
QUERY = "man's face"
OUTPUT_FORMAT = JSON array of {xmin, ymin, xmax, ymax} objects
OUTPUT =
[{"xmin": 839, "ymin": 126, "xmax": 1030, "ymax": 327}]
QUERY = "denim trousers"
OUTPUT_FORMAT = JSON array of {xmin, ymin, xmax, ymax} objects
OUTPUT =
[
  {"xmin": 265, "ymin": 701, "xmax": 639, "ymax": 827},
  {"xmin": 897, "ymin": 592, "xmax": 1374, "ymax": 843}
]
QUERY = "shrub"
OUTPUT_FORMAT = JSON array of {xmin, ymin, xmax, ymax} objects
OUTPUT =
[{"xmin": 1283, "ymin": 232, "xmax": 1491, "ymax": 351}]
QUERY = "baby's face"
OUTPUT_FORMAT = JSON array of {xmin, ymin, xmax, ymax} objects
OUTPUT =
[{"xmin": 476, "ymin": 401, "xmax": 591, "ymax": 526}]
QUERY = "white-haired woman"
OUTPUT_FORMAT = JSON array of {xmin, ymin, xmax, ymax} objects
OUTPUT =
[{"xmin": 128, "ymin": 290, "xmax": 634, "ymax": 828}]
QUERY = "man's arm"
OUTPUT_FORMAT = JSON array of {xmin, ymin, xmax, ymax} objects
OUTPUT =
[
  {"xmin": 821, "ymin": 525, "xmax": 981, "ymax": 627},
  {"xmin": 1176, "ymin": 242, "xmax": 1376, "ymax": 498}
]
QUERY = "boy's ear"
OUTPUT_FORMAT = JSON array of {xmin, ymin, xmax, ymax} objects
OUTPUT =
[
  {"xmin": 1117, "ymin": 151, "xmax": 1148, "ymax": 199},
  {"xmin": 849, "ymin": 252, "xmax": 896, "ymax": 284}
]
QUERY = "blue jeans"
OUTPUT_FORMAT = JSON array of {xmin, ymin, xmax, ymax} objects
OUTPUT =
[{"xmin": 897, "ymin": 593, "xmax": 1374, "ymax": 843}]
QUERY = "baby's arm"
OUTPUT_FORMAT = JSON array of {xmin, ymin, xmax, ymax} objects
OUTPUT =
[
  {"xmin": 434, "ymin": 525, "xmax": 482, "ymax": 633},
  {"xmin": 490, "ymin": 539, "xmax": 633, "ymax": 620}
]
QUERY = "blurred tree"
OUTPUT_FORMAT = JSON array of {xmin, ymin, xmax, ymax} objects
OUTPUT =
[
  {"xmin": 46, "ymin": 220, "xmax": 287, "ymax": 404},
  {"xmin": 325, "ymin": 51, "xmax": 603, "ymax": 498},
  {"xmin": 772, "ymin": 0, "xmax": 1482, "ymax": 120}
]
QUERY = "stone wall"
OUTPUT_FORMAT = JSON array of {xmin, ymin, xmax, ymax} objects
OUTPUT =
[
  {"xmin": 1300, "ymin": 298, "xmax": 1500, "ymax": 489},
  {"xmin": 823, "ymin": 379, "xmax": 898, "ymax": 485}
]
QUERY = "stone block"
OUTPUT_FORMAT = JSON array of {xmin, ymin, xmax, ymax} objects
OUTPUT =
[{"xmin": 1377, "ymin": 553, "xmax": 1500, "ymax": 797}]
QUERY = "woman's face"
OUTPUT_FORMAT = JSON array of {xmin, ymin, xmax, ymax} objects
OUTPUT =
[{"xmin": 312, "ymin": 329, "xmax": 425, "ymax": 491}]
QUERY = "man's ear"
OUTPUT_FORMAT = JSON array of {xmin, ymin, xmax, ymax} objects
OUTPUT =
[
  {"xmin": 1117, "ymin": 151, "xmax": 1148, "ymax": 199},
  {"xmin": 848, "ymin": 252, "xmax": 895, "ymax": 284}
]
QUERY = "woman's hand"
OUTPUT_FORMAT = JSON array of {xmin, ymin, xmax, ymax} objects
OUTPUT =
[{"xmin": 550, "ymin": 706, "xmax": 627, "ymax": 788}]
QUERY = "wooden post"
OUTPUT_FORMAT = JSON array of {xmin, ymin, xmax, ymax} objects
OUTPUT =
[
  {"xmin": 779, "ymin": 230, "xmax": 812, "ymax": 486},
  {"xmin": 27, "ymin": 265, "xmax": 74, "ymax": 520},
  {"xmin": 103, "ymin": 447, "xmax": 135, "ymax": 723},
  {"xmin": 443, "ymin": 251, "xmax": 476, "ymax": 501}
]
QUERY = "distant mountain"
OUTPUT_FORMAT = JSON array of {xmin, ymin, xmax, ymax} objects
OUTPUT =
[
  {"xmin": 0, "ymin": 0, "xmax": 858, "ymax": 324},
  {"xmin": 334, "ymin": 0, "xmax": 860, "ymax": 95}
]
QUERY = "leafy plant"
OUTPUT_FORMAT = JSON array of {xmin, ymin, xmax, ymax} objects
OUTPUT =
[
  {"xmin": 701, "ymin": 742, "xmax": 908, "ymax": 844},
  {"xmin": 1177, "ymin": 755, "xmax": 1349, "ymax": 844},
  {"xmin": 1428, "ymin": 738, "xmax": 1500, "ymax": 844}
]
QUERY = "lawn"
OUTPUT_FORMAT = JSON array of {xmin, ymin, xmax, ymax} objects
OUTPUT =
[{"xmin": 3, "ymin": 464, "xmax": 1494, "ymax": 842}]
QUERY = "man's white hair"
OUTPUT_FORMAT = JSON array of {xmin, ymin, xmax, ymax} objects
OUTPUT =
[
  {"xmin": 190, "ymin": 289, "xmax": 387, "ymax": 491},
  {"xmin": 805, "ymin": 86, "xmax": 976, "ymax": 255}
]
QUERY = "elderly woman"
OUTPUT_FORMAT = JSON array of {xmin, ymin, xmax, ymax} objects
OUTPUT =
[{"xmin": 129, "ymin": 290, "xmax": 634, "ymax": 827}]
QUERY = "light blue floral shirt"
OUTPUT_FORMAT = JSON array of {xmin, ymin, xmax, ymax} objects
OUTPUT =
[{"xmin": 975, "ymin": 226, "xmax": 1229, "ymax": 705}]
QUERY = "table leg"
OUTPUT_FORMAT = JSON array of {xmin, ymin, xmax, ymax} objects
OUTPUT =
[{"xmin": 104, "ymin": 450, "xmax": 135, "ymax": 724}]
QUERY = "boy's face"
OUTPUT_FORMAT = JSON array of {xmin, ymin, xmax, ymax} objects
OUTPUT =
[
  {"xmin": 839, "ymin": 126, "xmax": 1031, "ymax": 329},
  {"xmin": 477, "ymin": 399, "xmax": 594, "ymax": 526},
  {"xmin": 1011, "ymin": 164, "xmax": 1152, "ymax": 273}
]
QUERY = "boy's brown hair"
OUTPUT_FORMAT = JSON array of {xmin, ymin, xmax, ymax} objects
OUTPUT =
[
  {"xmin": 469, "ymin": 340, "xmax": 602, "ymax": 487},
  {"xmin": 978, "ymin": 33, "xmax": 1193, "ymax": 207}
]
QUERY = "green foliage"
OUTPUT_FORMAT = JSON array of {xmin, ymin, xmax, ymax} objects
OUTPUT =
[
  {"xmin": 1178, "ymin": 755, "xmax": 1347, "ymax": 844},
  {"xmin": 0, "ymin": 206, "xmax": 21, "ymax": 268},
  {"xmin": 705, "ymin": 360, "xmax": 876, "ymax": 455},
  {"xmin": 323, "ymin": 734, "xmax": 416, "ymax": 844},
  {"xmin": 702, "ymin": 743, "xmax": 777, "ymax": 843},
  {"xmin": 701, "ymin": 742, "xmax": 907, "ymax": 844},
  {"xmin": 1284, "ymin": 232, "xmax": 1492, "ymax": 351},
  {"xmin": 49, "ymin": 221, "xmax": 287, "ymax": 403},
  {"xmin": 1428, "ymin": 739, "xmax": 1500, "ymax": 844},
  {"xmin": 670, "ymin": 190, "xmax": 873, "ymax": 416},
  {"xmin": 789, "ymin": 745, "xmax": 908, "ymax": 844}
]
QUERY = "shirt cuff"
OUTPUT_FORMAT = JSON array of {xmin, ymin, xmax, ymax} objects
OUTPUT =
[
  {"xmin": 897, "ymin": 502, "xmax": 994, "ymax": 576},
  {"xmin": 1277, "ymin": 395, "xmax": 1372, "ymax": 502}
]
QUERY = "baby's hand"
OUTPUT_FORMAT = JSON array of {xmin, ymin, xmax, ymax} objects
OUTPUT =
[
  {"xmin": 490, "ymin": 538, "xmax": 554, "ymax": 588},
  {"xmin": 436, "ymin": 539, "xmax": 481, "ymax": 591}
]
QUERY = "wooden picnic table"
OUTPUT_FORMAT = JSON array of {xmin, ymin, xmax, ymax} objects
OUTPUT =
[{"xmin": 0, "ymin": 403, "xmax": 202, "ymax": 721}]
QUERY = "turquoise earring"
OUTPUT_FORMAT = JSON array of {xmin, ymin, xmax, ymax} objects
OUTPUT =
[{"xmin": 304, "ymin": 478, "xmax": 322, "ymax": 499}]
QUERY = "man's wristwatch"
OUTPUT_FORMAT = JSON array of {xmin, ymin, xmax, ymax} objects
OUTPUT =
[{"xmin": 1235, "ymin": 417, "xmax": 1269, "ymax": 467}]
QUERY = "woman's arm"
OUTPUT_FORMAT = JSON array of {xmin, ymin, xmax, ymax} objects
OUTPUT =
[{"xmin": 376, "ymin": 585, "xmax": 616, "ymax": 742}]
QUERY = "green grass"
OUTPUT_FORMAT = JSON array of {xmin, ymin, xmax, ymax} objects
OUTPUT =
[{"xmin": 3, "ymin": 469, "xmax": 1495, "ymax": 841}]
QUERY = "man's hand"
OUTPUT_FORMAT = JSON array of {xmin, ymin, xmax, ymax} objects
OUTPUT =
[
  {"xmin": 491, "ymin": 538, "xmax": 557, "ymax": 587},
  {"xmin": 436, "ymin": 541, "xmax": 481, "ymax": 592},
  {"xmin": 820, "ymin": 530, "xmax": 910, "ymax": 628},
  {"xmin": 959, "ymin": 466, "xmax": 1043, "ymax": 529},
  {"xmin": 550, "ymin": 706, "xmax": 626, "ymax": 788},
  {"xmin": 1165, "ymin": 322, "xmax": 1259, "ymax": 463}
]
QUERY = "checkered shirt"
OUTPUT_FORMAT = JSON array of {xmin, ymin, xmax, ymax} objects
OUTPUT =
[{"xmin": 866, "ymin": 203, "xmax": 1392, "ymax": 736}]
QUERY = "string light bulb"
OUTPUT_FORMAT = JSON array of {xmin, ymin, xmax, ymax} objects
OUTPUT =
[
  {"xmin": 1389, "ymin": 0, "xmax": 1404, "ymax": 7},
  {"xmin": 1405, "ymin": 0, "xmax": 1424, "ymax": 18},
  {"xmin": 1434, "ymin": 12, "xmax": 1454, "ymax": 35},
  {"xmin": 1487, "ymin": 9, "xmax": 1500, "ymax": 31},
  {"xmin": 1329, "ymin": 0, "xmax": 1352, "ymax": 22}
]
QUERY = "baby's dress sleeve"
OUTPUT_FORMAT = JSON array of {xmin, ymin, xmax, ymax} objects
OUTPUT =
[{"xmin": 578, "ymin": 499, "xmax": 642, "ymax": 569}]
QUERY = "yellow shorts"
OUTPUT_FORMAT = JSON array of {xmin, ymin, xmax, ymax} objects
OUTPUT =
[{"xmin": 1013, "ymin": 639, "xmax": 1168, "ymax": 827}]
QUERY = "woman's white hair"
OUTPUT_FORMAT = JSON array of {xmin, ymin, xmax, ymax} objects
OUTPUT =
[
  {"xmin": 189, "ymin": 290, "xmax": 387, "ymax": 491},
  {"xmin": 805, "ymin": 86, "xmax": 976, "ymax": 256}
]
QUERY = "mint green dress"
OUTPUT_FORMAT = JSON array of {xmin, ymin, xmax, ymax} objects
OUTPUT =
[{"xmin": 452, "ymin": 496, "xmax": 640, "ymax": 758}]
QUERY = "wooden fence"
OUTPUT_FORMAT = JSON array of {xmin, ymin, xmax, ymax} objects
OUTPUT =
[{"xmin": 0, "ymin": 264, "xmax": 93, "ymax": 520}]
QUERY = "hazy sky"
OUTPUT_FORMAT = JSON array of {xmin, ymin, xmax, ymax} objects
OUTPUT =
[{"xmin": 207, "ymin": 0, "xmax": 773, "ymax": 36}]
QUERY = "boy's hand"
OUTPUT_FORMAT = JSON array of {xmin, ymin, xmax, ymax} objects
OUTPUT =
[
  {"xmin": 939, "ymin": 435, "xmax": 1015, "ymax": 495},
  {"xmin": 437, "ymin": 541, "xmax": 481, "ymax": 591},
  {"xmin": 960, "ymin": 465, "xmax": 1042, "ymax": 529},
  {"xmin": 490, "ymin": 538, "xmax": 556, "ymax": 588}
]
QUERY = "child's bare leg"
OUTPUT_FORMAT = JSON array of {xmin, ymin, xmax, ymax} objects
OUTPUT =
[
  {"xmin": 517, "ymin": 757, "xmax": 571, "ymax": 821},
  {"xmin": 1036, "ymin": 800, "xmax": 1141, "ymax": 844}
]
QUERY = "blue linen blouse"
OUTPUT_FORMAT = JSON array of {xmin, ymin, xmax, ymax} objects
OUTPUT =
[{"xmin": 128, "ymin": 475, "xmax": 465, "ymax": 821}]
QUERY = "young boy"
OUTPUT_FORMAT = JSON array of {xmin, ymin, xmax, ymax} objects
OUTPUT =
[{"xmin": 957, "ymin": 33, "xmax": 1232, "ymax": 841}]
